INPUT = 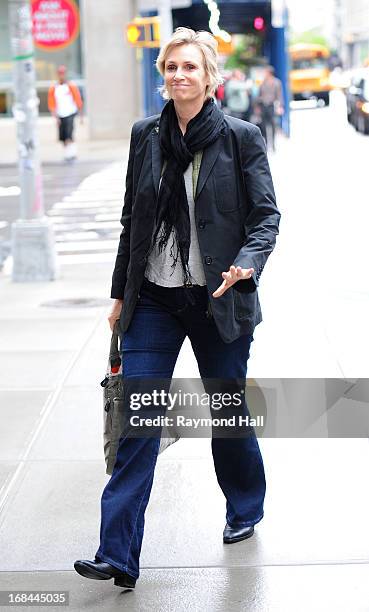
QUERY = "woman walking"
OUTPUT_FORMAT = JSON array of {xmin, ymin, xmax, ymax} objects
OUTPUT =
[{"xmin": 74, "ymin": 27, "xmax": 280, "ymax": 590}]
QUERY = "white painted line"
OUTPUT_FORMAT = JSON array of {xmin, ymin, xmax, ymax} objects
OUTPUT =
[
  {"xmin": 49, "ymin": 213, "xmax": 120, "ymax": 222},
  {"xmin": 53, "ymin": 201, "xmax": 121, "ymax": 209},
  {"xmin": 56, "ymin": 239, "xmax": 117, "ymax": 252},
  {"xmin": 0, "ymin": 186, "xmax": 20, "ymax": 197},
  {"xmin": 61, "ymin": 195, "xmax": 123, "ymax": 208},
  {"xmin": 54, "ymin": 221, "xmax": 119, "ymax": 231},
  {"xmin": 48, "ymin": 211, "xmax": 122, "ymax": 227},
  {"xmin": 95, "ymin": 213, "xmax": 121, "ymax": 221},
  {"xmin": 56, "ymin": 232, "xmax": 100, "ymax": 242},
  {"xmin": 58, "ymin": 252, "xmax": 116, "ymax": 264}
]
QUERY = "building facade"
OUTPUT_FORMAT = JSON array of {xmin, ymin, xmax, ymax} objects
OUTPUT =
[
  {"xmin": 341, "ymin": 0, "xmax": 369, "ymax": 68},
  {"xmin": 0, "ymin": 0, "xmax": 83, "ymax": 116},
  {"xmin": 0, "ymin": 0, "xmax": 142, "ymax": 138},
  {"xmin": 0, "ymin": 0, "xmax": 289, "ymax": 138}
]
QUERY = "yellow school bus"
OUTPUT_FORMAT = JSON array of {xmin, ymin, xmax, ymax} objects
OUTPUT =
[{"xmin": 289, "ymin": 43, "xmax": 332, "ymax": 105}]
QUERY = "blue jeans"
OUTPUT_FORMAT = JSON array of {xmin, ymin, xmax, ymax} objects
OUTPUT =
[{"xmin": 95, "ymin": 278, "xmax": 266, "ymax": 579}]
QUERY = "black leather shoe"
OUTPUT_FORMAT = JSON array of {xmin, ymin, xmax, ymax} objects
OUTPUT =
[
  {"xmin": 223, "ymin": 523, "xmax": 254, "ymax": 544},
  {"xmin": 74, "ymin": 559, "xmax": 136, "ymax": 589}
]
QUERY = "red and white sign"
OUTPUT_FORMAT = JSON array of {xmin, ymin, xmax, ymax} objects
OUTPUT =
[{"xmin": 31, "ymin": 0, "xmax": 80, "ymax": 51}]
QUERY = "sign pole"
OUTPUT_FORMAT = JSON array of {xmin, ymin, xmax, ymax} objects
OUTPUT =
[
  {"xmin": 157, "ymin": 0, "xmax": 173, "ymax": 44},
  {"xmin": 8, "ymin": 0, "xmax": 57, "ymax": 282}
]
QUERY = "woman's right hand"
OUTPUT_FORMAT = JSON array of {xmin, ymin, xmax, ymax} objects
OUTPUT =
[{"xmin": 108, "ymin": 299, "xmax": 123, "ymax": 332}]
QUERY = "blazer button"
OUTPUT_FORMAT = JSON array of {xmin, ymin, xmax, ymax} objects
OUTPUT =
[
  {"xmin": 198, "ymin": 219, "xmax": 206, "ymax": 230},
  {"xmin": 205, "ymin": 256, "xmax": 212, "ymax": 265}
]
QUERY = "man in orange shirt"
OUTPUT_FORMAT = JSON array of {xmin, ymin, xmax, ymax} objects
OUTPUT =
[{"xmin": 48, "ymin": 65, "xmax": 83, "ymax": 162}]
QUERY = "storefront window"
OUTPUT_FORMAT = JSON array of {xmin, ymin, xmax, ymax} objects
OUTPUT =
[{"xmin": 0, "ymin": 0, "xmax": 84, "ymax": 115}]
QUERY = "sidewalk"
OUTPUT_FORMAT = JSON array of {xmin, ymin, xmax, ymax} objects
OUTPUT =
[
  {"xmin": 1, "ymin": 99, "xmax": 369, "ymax": 611},
  {"xmin": 0, "ymin": 116, "xmax": 129, "ymax": 165},
  {"xmin": 0, "ymin": 260, "xmax": 368, "ymax": 612}
]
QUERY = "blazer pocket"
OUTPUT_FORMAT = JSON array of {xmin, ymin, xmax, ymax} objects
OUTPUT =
[
  {"xmin": 233, "ymin": 288, "xmax": 258, "ymax": 321},
  {"xmin": 214, "ymin": 175, "xmax": 241, "ymax": 212}
]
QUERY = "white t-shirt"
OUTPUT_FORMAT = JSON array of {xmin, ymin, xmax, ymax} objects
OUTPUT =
[{"xmin": 54, "ymin": 83, "xmax": 78, "ymax": 118}]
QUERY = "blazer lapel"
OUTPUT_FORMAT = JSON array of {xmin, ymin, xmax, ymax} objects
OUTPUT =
[
  {"xmin": 151, "ymin": 123, "xmax": 162, "ymax": 198},
  {"xmin": 195, "ymin": 135, "xmax": 222, "ymax": 200}
]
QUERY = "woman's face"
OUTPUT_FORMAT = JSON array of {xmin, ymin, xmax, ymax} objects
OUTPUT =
[{"xmin": 164, "ymin": 44, "xmax": 210, "ymax": 105}]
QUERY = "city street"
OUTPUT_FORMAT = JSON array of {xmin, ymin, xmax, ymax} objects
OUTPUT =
[
  {"xmin": 0, "ymin": 115, "xmax": 128, "ymax": 267},
  {"xmin": 0, "ymin": 160, "xmax": 120, "ymax": 264},
  {"xmin": 0, "ymin": 91, "xmax": 369, "ymax": 611}
]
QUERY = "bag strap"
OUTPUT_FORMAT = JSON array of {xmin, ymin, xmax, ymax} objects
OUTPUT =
[{"xmin": 109, "ymin": 320, "xmax": 121, "ymax": 372}]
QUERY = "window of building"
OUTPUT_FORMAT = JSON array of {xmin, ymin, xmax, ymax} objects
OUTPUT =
[{"xmin": 0, "ymin": 0, "xmax": 84, "ymax": 115}]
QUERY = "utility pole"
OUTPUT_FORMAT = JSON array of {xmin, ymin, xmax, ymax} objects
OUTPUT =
[{"xmin": 8, "ymin": 0, "xmax": 57, "ymax": 282}]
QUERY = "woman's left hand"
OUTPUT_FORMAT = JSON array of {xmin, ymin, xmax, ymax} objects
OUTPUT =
[{"xmin": 212, "ymin": 265, "xmax": 254, "ymax": 298}]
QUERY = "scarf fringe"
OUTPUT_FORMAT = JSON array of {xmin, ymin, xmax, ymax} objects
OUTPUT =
[{"xmin": 149, "ymin": 97, "xmax": 225, "ymax": 287}]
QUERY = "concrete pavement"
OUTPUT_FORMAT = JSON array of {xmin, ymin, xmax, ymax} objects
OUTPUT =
[
  {"xmin": 0, "ymin": 116, "xmax": 128, "ymax": 166},
  {"xmin": 0, "ymin": 95, "xmax": 369, "ymax": 611},
  {"xmin": 1, "ymin": 261, "xmax": 368, "ymax": 611}
]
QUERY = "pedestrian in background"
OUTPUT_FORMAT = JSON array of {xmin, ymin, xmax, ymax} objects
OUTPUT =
[
  {"xmin": 258, "ymin": 65, "xmax": 284, "ymax": 151},
  {"xmin": 224, "ymin": 68, "xmax": 251, "ymax": 121},
  {"xmin": 47, "ymin": 65, "xmax": 83, "ymax": 162},
  {"xmin": 74, "ymin": 27, "xmax": 280, "ymax": 591},
  {"xmin": 215, "ymin": 79, "xmax": 226, "ymax": 108}
]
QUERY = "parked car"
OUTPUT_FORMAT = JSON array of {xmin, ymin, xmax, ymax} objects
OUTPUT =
[{"xmin": 346, "ymin": 69, "xmax": 369, "ymax": 134}]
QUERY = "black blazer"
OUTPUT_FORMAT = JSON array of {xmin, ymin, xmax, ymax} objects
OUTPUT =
[{"xmin": 111, "ymin": 113, "xmax": 280, "ymax": 343}]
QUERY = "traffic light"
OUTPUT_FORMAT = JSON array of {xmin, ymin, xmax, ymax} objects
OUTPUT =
[
  {"xmin": 253, "ymin": 16, "xmax": 265, "ymax": 32},
  {"xmin": 126, "ymin": 17, "xmax": 160, "ymax": 48},
  {"xmin": 127, "ymin": 23, "xmax": 144, "ymax": 45}
]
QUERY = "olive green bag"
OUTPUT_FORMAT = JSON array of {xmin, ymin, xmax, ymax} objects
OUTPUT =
[{"xmin": 101, "ymin": 321, "xmax": 180, "ymax": 475}]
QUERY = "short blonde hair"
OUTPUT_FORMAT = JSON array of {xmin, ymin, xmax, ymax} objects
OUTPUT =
[{"xmin": 156, "ymin": 27, "xmax": 223, "ymax": 100}]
